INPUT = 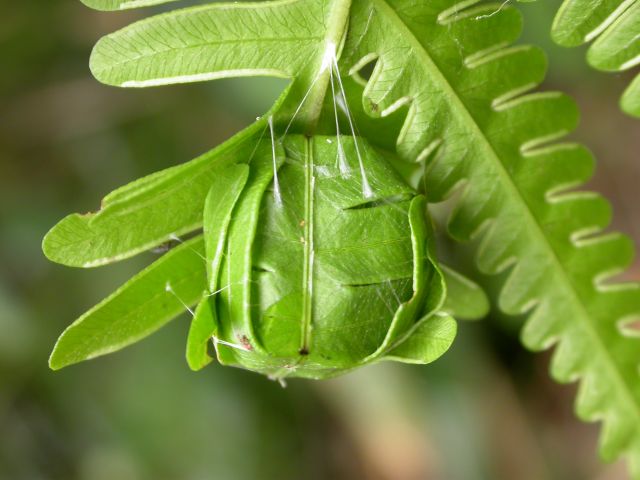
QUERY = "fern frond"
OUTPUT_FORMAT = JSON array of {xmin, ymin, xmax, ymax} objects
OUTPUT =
[
  {"xmin": 88, "ymin": 0, "xmax": 326, "ymax": 87},
  {"xmin": 342, "ymin": 0, "xmax": 640, "ymax": 472},
  {"xmin": 50, "ymin": 0, "xmax": 639, "ymax": 471},
  {"xmin": 552, "ymin": 0, "xmax": 640, "ymax": 117}
]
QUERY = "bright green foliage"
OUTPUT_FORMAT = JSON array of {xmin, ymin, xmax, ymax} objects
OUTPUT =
[
  {"xmin": 42, "ymin": 122, "xmax": 266, "ymax": 267},
  {"xmin": 89, "ymin": 0, "xmax": 326, "ymax": 87},
  {"xmin": 339, "ymin": 0, "xmax": 640, "ymax": 472},
  {"xmin": 47, "ymin": 132, "xmax": 460, "ymax": 379},
  {"xmin": 185, "ymin": 164, "xmax": 250, "ymax": 370},
  {"xmin": 195, "ymin": 135, "xmax": 451, "ymax": 379},
  {"xmin": 440, "ymin": 265, "xmax": 490, "ymax": 321},
  {"xmin": 384, "ymin": 312, "xmax": 457, "ymax": 365},
  {"xmin": 552, "ymin": 0, "xmax": 640, "ymax": 116},
  {"xmin": 43, "ymin": 0, "xmax": 640, "ymax": 474},
  {"xmin": 49, "ymin": 237, "xmax": 207, "ymax": 370}
]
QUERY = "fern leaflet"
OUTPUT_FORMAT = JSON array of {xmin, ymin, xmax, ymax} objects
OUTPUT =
[{"xmin": 552, "ymin": 0, "xmax": 640, "ymax": 117}]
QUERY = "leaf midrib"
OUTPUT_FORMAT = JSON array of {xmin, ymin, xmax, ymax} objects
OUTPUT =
[
  {"xmin": 301, "ymin": 137, "xmax": 315, "ymax": 353},
  {"xmin": 371, "ymin": 0, "xmax": 640, "ymax": 426}
]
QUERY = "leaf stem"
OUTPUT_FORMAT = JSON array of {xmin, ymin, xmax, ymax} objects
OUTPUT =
[{"xmin": 277, "ymin": 0, "xmax": 352, "ymax": 134}]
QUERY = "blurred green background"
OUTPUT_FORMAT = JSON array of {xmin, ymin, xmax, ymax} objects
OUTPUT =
[{"xmin": 1, "ymin": 1, "xmax": 638, "ymax": 479}]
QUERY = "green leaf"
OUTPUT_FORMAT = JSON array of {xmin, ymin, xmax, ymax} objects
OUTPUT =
[
  {"xmin": 49, "ymin": 237, "xmax": 206, "ymax": 370},
  {"xmin": 202, "ymin": 164, "xmax": 251, "ymax": 290},
  {"xmin": 384, "ymin": 312, "xmax": 457, "ymax": 364},
  {"xmin": 441, "ymin": 265, "xmax": 490, "ymax": 321},
  {"xmin": 186, "ymin": 298, "xmax": 217, "ymax": 371},
  {"xmin": 341, "ymin": 0, "xmax": 640, "ymax": 472},
  {"xmin": 587, "ymin": 1, "xmax": 640, "ymax": 71},
  {"xmin": 185, "ymin": 163, "xmax": 250, "ymax": 370},
  {"xmin": 42, "ymin": 121, "xmax": 264, "ymax": 268},
  {"xmin": 369, "ymin": 195, "xmax": 447, "ymax": 358},
  {"xmin": 85, "ymin": 0, "xmax": 355, "ymax": 131},
  {"xmin": 214, "ymin": 135, "xmax": 446, "ymax": 378},
  {"xmin": 551, "ymin": 0, "xmax": 640, "ymax": 117},
  {"xmin": 88, "ymin": 0, "xmax": 328, "ymax": 87},
  {"xmin": 214, "ymin": 140, "xmax": 283, "ymax": 366},
  {"xmin": 622, "ymin": 73, "xmax": 640, "ymax": 116},
  {"xmin": 80, "ymin": 0, "xmax": 179, "ymax": 10}
]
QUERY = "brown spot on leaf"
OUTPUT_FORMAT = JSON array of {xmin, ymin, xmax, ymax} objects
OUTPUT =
[{"xmin": 239, "ymin": 335, "xmax": 253, "ymax": 351}]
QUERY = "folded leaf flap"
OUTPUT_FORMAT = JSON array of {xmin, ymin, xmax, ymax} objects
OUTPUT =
[
  {"xmin": 367, "ymin": 195, "xmax": 446, "ymax": 361},
  {"xmin": 49, "ymin": 236, "xmax": 206, "ymax": 370},
  {"xmin": 384, "ymin": 312, "xmax": 457, "ymax": 364},
  {"xmin": 441, "ymin": 264, "xmax": 490, "ymax": 321},
  {"xmin": 186, "ymin": 297, "xmax": 217, "ymax": 371},
  {"xmin": 186, "ymin": 158, "xmax": 253, "ymax": 370},
  {"xmin": 203, "ymin": 164, "xmax": 251, "ymax": 291},
  {"xmin": 216, "ymin": 146, "xmax": 284, "ymax": 361}
]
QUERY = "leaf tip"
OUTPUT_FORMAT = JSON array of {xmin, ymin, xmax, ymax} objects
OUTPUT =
[
  {"xmin": 42, "ymin": 222, "xmax": 67, "ymax": 265},
  {"xmin": 42, "ymin": 214, "xmax": 93, "ymax": 267},
  {"xmin": 385, "ymin": 313, "xmax": 457, "ymax": 365},
  {"xmin": 48, "ymin": 342, "xmax": 71, "ymax": 371},
  {"xmin": 621, "ymin": 76, "xmax": 640, "ymax": 118},
  {"xmin": 186, "ymin": 355, "xmax": 211, "ymax": 372},
  {"xmin": 89, "ymin": 39, "xmax": 117, "ymax": 86},
  {"xmin": 79, "ymin": 0, "xmax": 113, "ymax": 11}
]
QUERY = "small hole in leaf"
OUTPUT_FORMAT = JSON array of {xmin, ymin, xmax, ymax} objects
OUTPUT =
[
  {"xmin": 351, "ymin": 56, "xmax": 378, "ymax": 86},
  {"xmin": 358, "ymin": 60, "xmax": 376, "ymax": 81}
]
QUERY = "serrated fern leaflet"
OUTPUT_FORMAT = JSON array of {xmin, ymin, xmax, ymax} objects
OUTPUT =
[{"xmin": 552, "ymin": 0, "xmax": 640, "ymax": 117}]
